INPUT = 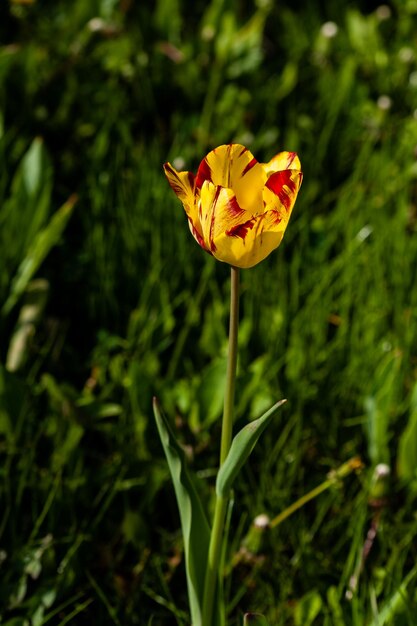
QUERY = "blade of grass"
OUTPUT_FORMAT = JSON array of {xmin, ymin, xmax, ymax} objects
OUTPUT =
[{"xmin": 2, "ymin": 194, "xmax": 77, "ymax": 317}]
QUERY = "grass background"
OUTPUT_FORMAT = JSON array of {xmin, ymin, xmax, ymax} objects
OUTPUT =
[{"xmin": 1, "ymin": 0, "xmax": 417, "ymax": 624}]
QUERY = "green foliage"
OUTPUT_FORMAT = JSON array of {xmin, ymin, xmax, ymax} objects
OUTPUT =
[
  {"xmin": 397, "ymin": 382, "xmax": 417, "ymax": 487},
  {"xmin": 243, "ymin": 613, "xmax": 269, "ymax": 626},
  {"xmin": 216, "ymin": 400, "xmax": 286, "ymax": 497},
  {"xmin": 294, "ymin": 590, "xmax": 323, "ymax": 626},
  {"xmin": 0, "ymin": 0, "xmax": 417, "ymax": 624},
  {"xmin": 2, "ymin": 195, "xmax": 76, "ymax": 317},
  {"xmin": 367, "ymin": 564, "xmax": 417, "ymax": 626},
  {"xmin": 153, "ymin": 398, "xmax": 211, "ymax": 626}
]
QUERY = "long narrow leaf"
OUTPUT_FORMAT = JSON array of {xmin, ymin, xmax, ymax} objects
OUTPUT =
[
  {"xmin": 2, "ymin": 194, "xmax": 77, "ymax": 317},
  {"xmin": 397, "ymin": 381, "xmax": 417, "ymax": 482},
  {"xmin": 216, "ymin": 399, "xmax": 286, "ymax": 498},
  {"xmin": 368, "ymin": 564, "xmax": 417, "ymax": 626},
  {"xmin": 153, "ymin": 398, "xmax": 210, "ymax": 626}
]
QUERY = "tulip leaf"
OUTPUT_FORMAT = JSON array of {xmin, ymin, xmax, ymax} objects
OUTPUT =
[
  {"xmin": 216, "ymin": 399, "xmax": 286, "ymax": 498},
  {"xmin": 153, "ymin": 398, "xmax": 210, "ymax": 626}
]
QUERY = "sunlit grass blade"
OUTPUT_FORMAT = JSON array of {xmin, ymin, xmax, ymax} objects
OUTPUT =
[
  {"xmin": 5, "ymin": 278, "xmax": 49, "ymax": 372},
  {"xmin": 269, "ymin": 457, "xmax": 364, "ymax": 528},
  {"xmin": 397, "ymin": 381, "xmax": 417, "ymax": 485},
  {"xmin": 294, "ymin": 590, "xmax": 323, "ymax": 626},
  {"xmin": 368, "ymin": 564, "xmax": 417, "ymax": 626}
]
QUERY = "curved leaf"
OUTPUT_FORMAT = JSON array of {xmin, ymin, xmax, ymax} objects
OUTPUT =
[
  {"xmin": 153, "ymin": 398, "xmax": 210, "ymax": 626},
  {"xmin": 216, "ymin": 399, "xmax": 286, "ymax": 498}
]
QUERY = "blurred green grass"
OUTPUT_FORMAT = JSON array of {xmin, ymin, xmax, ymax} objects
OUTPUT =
[{"xmin": 1, "ymin": 0, "xmax": 417, "ymax": 624}]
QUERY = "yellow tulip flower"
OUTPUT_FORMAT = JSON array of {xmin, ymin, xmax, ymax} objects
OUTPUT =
[{"xmin": 164, "ymin": 144, "xmax": 302, "ymax": 269}]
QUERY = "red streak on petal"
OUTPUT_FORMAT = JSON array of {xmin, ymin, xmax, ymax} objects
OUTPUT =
[
  {"xmin": 163, "ymin": 163, "xmax": 195, "ymax": 195},
  {"xmin": 208, "ymin": 187, "xmax": 221, "ymax": 252},
  {"xmin": 286, "ymin": 152, "xmax": 297, "ymax": 167},
  {"xmin": 271, "ymin": 211, "xmax": 283, "ymax": 224},
  {"xmin": 188, "ymin": 171, "xmax": 195, "ymax": 189},
  {"xmin": 226, "ymin": 218, "xmax": 256, "ymax": 240},
  {"xmin": 189, "ymin": 218, "xmax": 211, "ymax": 253},
  {"xmin": 195, "ymin": 158, "xmax": 212, "ymax": 189},
  {"xmin": 164, "ymin": 163, "xmax": 184, "ymax": 196},
  {"xmin": 266, "ymin": 170, "xmax": 297, "ymax": 211},
  {"xmin": 238, "ymin": 145, "xmax": 248, "ymax": 156},
  {"xmin": 226, "ymin": 195, "xmax": 245, "ymax": 218},
  {"xmin": 241, "ymin": 157, "xmax": 257, "ymax": 177}
]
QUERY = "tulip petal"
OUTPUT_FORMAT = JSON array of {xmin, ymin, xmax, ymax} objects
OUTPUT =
[
  {"xmin": 263, "ymin": 151, "xmax": 301, "ymax": 176},
  {"xmin": 199, "ymin": 182, "xmax": 244, "ymax": 253},
  {"xmin": 188, "ymin": 217, "xmax": 211, "ymax": 253},
  {"xmin": 164, "ymin": 162, "xmax": 195, "ymax": 208},
  {"xmin": 200, "ymin": 178, "xmax": 295, "ymax": 268},
  {"xmin": 263, "ymin": 169, "xmax": 303, "ymax": 216},
  {"xmin": 196, "ymin": 144, "xmax": 266, "ymax": 213},
  {"xmin": 214, "ymin": 209, "xmax": 288, "ymax": 269},
  {"xmin": 163, "ymin": 162, "xmax": 205, "ymax": 245}
]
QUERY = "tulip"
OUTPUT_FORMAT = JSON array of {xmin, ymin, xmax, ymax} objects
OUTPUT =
[{"xmin": 163, "ymin": 144, "xmax": 302, "ymax": 269}]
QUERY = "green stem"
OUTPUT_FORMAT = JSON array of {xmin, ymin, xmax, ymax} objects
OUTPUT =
[
  {"xmin": 220, "ymin": 266, "xmax": 240, "ymax": 465},
  {"xmin": 202, "ymin": 266, "xmax": 240, "ymax": 626}
]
